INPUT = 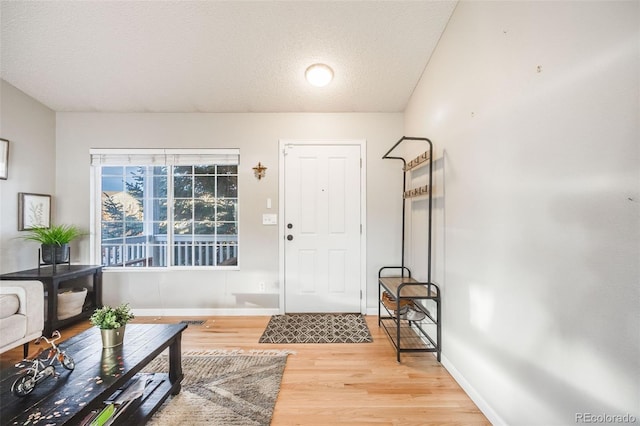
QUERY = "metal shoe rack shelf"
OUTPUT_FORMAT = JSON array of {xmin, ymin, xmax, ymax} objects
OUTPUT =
[{"xmin": 378, "ymin": 136, "xmax": 441, "ymax": 362}]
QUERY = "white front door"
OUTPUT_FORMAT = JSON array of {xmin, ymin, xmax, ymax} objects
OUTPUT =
[{"xmin": 282, "ymin": 142, "xmax": 363, "ymax": 313}]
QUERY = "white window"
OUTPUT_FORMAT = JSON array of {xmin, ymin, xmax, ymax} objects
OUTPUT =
[{"xmin": 90, "ymin": 149, "xmax": 239, "ymax": 269}]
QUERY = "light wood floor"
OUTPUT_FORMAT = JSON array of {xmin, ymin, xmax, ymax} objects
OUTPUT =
[{"xmin": 0, "ymin": 316, "xmax": 489, "ymax": 425}]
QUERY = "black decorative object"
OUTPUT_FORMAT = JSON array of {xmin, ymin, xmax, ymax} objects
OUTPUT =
[
  {"xmin": 41, "ymin": 244, "xmax": 70, "ymax": 264},
  {"xmin": 38, "ymin": 246, "xmax": 71, "ymax": 272}
]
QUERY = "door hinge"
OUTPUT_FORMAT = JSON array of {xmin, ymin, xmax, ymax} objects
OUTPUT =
[
  {"xmin": 360, "ymin": 290, "xmax": 362, "ymax": 299},
  {"xmin": 360, "ymin": 224, "xmax": 362, "ymax": 234},
  {"xmin": 360, "ymin": 158, "xmax": 362, "ymax": 168}
]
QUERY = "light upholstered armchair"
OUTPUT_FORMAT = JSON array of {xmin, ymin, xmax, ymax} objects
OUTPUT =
[{"xmin": 0, "ymin": 281, "xmax": 44, "ymax": 357}]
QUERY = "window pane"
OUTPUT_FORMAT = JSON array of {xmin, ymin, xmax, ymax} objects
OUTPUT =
[
  {"xmin": 194, "ymin": 176, "xmax": 215, "ymax": 197},
  {"xmin": 102, "ymin": 166, "xmax": 124, "ymax": 176},
  {"xmin": 152, "ymin": 199, "xmax": 167, "ymax": 221},
  {"xmin": 174, "ymin": 166, "xmax": 192, "ymax": 175},
  {"xmin": 122, "ymin": 242, "xmax": 149, "ymax": 267},
  {"xmin": 154, "ymin": 222, "xmax": 168, "ymax": 236},
  {"xmin": 149, "ymin": 244, "xmax": 167, "ymax": 267},
  {"xmin": 102, "ymin": 177, "xmax": 124, "ymax": 192},
  {"xmin": 174, "ymin": 220, "xmax": 193, "ymax": 235},
  {"xmin": 174, "ymin": 199, "xmax": 193, "ymax": 221},
  {"xmin": 152, "ymin": 166, "xmax": 167, "ymax": 175},
  {"xmin": 217, "ymin": 176, "xmax": 237, "ymax": 197},
  {"xmin": 152, "ymin": 175, "xmax": 167, "ymax": 198},
  {"xmin": 217, "ymin": 222, "xmax": 237, "ymax": 235},
  {"xmin": 102, "ymin": 223, "xmax": 123, "ymax": 241},
  {"xmin": 124, "ymin": 167, "xmax": 142, "ymax": 198},
  {"xmin": 173, "ymin": 242, "xmax": 192, "ymax": 266},
  {"xmin": 219, "ymin": 256, "xmax": 237, "ymax": 266},
  {"xmin": 101, "ymin": 193, "xmax": 124, "ymax": 221},
  {"xmin": 125, "ymin": 166, "xmax": 140, "ymax": 176},
  {"xmin": 193, "ymin": 240, "xmax": 217, "ymax": 266},
  {"xmin": 122, "ymin": 198, "xmax": 144, "ymax": 219},
  {"xmin": 217, "ymin": 200, "xmax": 237, "ymax": 221},
  {"xmin": 217, "ymin": 241, "xmax": 238, "ymax": 265},
  {"xmin": 194, "ymin": 200, "xmax": 216, "ymax": 221},
  {"xmin": 125, "ymin": 221, "xmax": 144, "ymax": 237},
  {"xmin": 194, "ymin": 221, "xmax": 216, "ymax": 234},
  {"xmin": 217, "ymin": 165, "xmax": 237, "ymax": 175},
  {"xmin": 174, "ymin": 176, "xmax": 192, "ymax": 198},
  {"xmin": 102, "ymin": 245, "xmax": 124, "ymax": 267},
  {"xmin": 194, "ymin": 165, "xmax": 216, "ymax": 174}
]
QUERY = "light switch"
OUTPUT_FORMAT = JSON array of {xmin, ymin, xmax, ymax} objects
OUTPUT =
[
  {"xmin": 262, "ymin": 214, "xmax": 277, "ymax": 225},
  {"xmin": 267, "ymin": 198, "xmax": 272, "ymax": 209}
]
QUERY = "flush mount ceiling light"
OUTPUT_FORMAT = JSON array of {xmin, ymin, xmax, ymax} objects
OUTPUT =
[{"xmin": 305, "ymin": 63, "xmax": 334, "ymax": 87}]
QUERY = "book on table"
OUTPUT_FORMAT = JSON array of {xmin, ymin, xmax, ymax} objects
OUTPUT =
[{"xmin": 81, "ymin": 374, "xmax": 152, "ymax": 426}]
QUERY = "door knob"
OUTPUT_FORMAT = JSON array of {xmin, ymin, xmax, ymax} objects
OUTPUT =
[{"xmin": 287, "ymin": 235, "xmax": 294, "ymax": 241}]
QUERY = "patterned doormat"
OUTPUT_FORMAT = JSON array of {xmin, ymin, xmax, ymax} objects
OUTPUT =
[{"xmin": 258, "ymin": 313, "xmax": 373, "ymax": 343}]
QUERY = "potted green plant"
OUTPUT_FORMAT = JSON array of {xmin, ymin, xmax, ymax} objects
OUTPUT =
[
  {"xmin": 90, "ymin": 303, "xmax": 135, "ymax": 348},
  {"xmin": 20, "ymin": 224, "xmax": 85, "ymax": 264}
]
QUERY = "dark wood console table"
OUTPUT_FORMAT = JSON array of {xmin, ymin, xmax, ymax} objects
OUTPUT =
[
  {"xmin": 0, "ymin": 265, "xmax": 102, "ymax": 337},
  {"xmin": 0, "ymin": 323, "xmax": 188, "ymax": 425}
]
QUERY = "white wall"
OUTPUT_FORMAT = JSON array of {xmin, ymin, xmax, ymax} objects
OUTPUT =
[
  {"xmin": 55, "ymin": 112, "xmax": 404, "ymax": 313},
  {"xmin": 404, "ymin": 1, "xmax": 639, "ymax": 425},
  {"xmin": 0, "ymin": 80, "xmax": 56, "ymax": 273}
]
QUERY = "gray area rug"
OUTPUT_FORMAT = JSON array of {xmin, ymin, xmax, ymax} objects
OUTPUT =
[
  {"xmin": 258, "ymin": 313, "xmax": 373, "ymax": 344},
  {"xmin": 144, "ymin": 350, "xmax": 290, "ymax": 426}
]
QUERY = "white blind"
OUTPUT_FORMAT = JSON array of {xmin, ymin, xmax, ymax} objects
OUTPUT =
[{"xmin": 90, "ymin": 148, "xmax": 239, "ymax": 166}]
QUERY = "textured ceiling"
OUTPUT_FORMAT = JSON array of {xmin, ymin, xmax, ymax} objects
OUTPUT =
[{"xmin": 1, "ymin": 1, "xmax": 456, "ymax": 113}]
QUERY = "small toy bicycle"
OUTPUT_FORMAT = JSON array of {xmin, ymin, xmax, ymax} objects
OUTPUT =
[{"xmin": 11, "ymin": 330, "xmax": 75, "ymax": 397}]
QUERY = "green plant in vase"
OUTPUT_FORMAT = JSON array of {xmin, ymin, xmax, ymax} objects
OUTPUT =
[
  {"xmin": 20, "ymin": 224, "xmax": 85, "ymax": 264},
  {"xmin": 90, "ymin": 303, "xmax": 135, "ymax": 329},
  {"xmin": 91, "ymin": 304, "xmax": 135, "ymax": 348}
]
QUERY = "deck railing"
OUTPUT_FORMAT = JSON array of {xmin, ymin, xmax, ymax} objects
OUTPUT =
[{"xmin": 101, "ymin": 235, "xmax": 237, "ymax": 267}]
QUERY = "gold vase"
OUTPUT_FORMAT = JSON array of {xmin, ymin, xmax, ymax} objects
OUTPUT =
[{"xmin": 100, "ymin": 326, "xmax": 125, "ymax": 348}]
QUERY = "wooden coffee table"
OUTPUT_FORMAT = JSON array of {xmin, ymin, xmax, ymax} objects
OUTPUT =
[{"xmin": 0, "ymin": 323, "xmax": 187, "ymax": 425}]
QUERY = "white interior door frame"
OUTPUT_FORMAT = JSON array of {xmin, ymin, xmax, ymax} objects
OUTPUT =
[{"xmin": 278, "ymin": 139, "xmax": 367, "ymax": 314}]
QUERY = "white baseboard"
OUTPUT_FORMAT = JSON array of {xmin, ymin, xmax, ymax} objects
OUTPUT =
[
  {"xmin": 441, "ymin": 354, "xmax": 505, "ymax": 426},
  {"xmin": 132, "ymin": 308, "xmax": 280, "ymax": 317}
]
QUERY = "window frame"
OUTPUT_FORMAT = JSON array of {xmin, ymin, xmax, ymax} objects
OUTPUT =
[{"xmin": 90, "ymin": 148, "xmax": 240, "ymax": 271}]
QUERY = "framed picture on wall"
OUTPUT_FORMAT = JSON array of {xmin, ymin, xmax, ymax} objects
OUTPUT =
[
  {"xmin": 0, "ymin": 138, "xmax": 8, "ymax": 180},
  {"xmin": 18, "ymin": 192, "xmax": 52, "ymax": 230}
]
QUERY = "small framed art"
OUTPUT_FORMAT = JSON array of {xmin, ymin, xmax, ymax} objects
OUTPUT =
[
  {"xmin": 0, "ymin": 138, "xmax": 8, "ymax": 180},
  {"xmin": 18, "ymin": 192, "xmax": 52, "ymax": 230}
]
